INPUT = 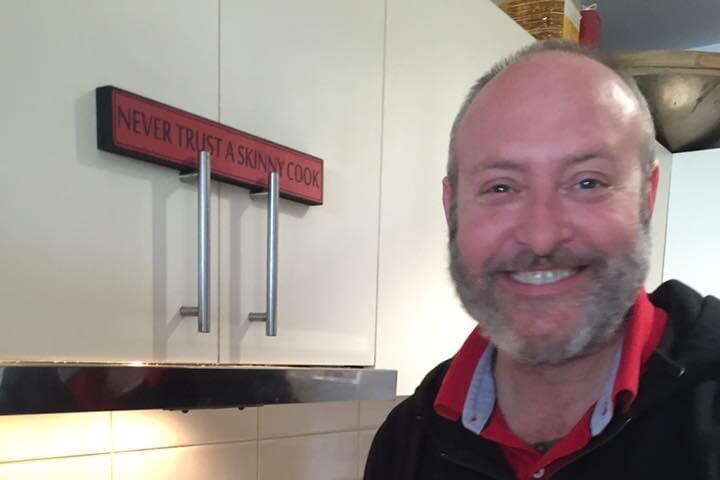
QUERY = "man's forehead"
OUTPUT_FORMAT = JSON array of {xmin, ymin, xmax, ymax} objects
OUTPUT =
[
  {"xmin": 468, "ymin": 52, "xmax": 635, "ymax": 119},
  {"xmin": 479, "ymin": 51, "xmax": 620, "ymax": 99},
  {"xmin": 454, "ymin": 51, "xmax": 643, "ymax": 165}
]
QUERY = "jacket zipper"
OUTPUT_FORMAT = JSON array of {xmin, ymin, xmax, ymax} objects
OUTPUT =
[
  {"xmin": 548, "ymin": 353, "xmax": 686, "ymax": 478},
  {"xmin": 546, "ymin": 416, "xmax": 633, "ymax": 479},
  {"xmin": 439, "ymin": 450, "xmax": 514, "ymax": 480}
]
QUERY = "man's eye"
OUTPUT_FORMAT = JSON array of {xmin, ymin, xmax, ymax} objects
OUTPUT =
[
  {"xmin": 487, "ymin": 184, "xmax": 512, "ymax": 194},
  {"xmin": 576, "ymin": 178, "xmax": 603, "ymax": 189}
]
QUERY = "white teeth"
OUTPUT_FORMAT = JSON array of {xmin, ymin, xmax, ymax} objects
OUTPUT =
[{"xmin": 510, "ymin": 269, "xmax": 575, "ymax": 285}]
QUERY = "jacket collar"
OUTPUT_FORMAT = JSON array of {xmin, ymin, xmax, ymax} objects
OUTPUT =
[{"xmin": 411, "ymin": 280, "xmax": 719, "ymax": 478}]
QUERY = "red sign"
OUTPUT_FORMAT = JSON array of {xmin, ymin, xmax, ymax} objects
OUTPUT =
[{"xmin": 96, "ymin": 86, "xmax": 323, "ymax": 205}]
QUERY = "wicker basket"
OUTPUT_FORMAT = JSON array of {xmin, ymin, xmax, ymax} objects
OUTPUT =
[{"xmin": 500, "ymin": 0, "xmax": 580, "ymax": 42}]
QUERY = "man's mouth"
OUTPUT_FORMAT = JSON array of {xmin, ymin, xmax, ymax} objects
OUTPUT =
[{"xmin": 508, "ymin": 268, "xmax": 583, "ymax": 285}]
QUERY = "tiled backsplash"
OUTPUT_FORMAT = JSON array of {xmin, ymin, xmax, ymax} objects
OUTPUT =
[{"xmin": 0, "ymin": 399, "xmax": 404, "ymax": 479}]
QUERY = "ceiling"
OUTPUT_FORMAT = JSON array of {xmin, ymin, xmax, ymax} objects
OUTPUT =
[
  {"xmin": 490, "ymin": 0, "xmax": 720, "ymax": 52},
  {"xmin": 598, "ymin": 0, "xmax": 720, "ymax": 52}
]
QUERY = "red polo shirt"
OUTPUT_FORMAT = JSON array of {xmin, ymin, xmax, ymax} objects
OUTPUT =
[{"xmin": 434, "ymin": 290, "xmax": 667, "ymax": 480}]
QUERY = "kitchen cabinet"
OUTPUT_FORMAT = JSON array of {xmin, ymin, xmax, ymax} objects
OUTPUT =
[
  {"xmin": 373, "ymin": 0, "xmax": 534, "ymax": 394},
  {"xmin": 0, "ymin": 1, "xmax": 220, "ymax": 363},
  {"xmin": 0, "ymin": 0, "xmax": 386, "ymax": 367},
  {"xmin": 663, "ymin": 147, "xmax": 720, "ymax": 297},
  {"xmin": 217, "ymin": 0, "xmax": 385, "ymax": 365}
]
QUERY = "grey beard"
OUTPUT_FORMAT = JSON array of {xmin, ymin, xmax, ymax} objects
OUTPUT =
[{"xmin": 448, "ymin": 227, "xmax": 651, "ymax": 366}]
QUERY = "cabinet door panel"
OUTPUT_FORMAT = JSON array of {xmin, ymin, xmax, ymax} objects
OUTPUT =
[
  {"xmin": 375, "ymin": 0, "xmax": 534, "ymax": 394},
  {"xmin": 0, "ymin": 1, "xmax": 219, "ymax": 362},
  {"xmin": 218, "ymin": 0, "xmax": 384, "ymax": 365}
]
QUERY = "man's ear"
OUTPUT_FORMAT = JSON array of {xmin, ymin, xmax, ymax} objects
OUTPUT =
[
  {"xmin": 646, "ymin": 163, "xmax": 660, "ymax": 219},
  {"xmin": 442, "ymin": 176, "xmax": 453, "ymax": 225}
]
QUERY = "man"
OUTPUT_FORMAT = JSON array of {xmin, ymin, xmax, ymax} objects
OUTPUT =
[{"xmin": 365, "ymin": 40, "xmax": 720, "ymax": 479}]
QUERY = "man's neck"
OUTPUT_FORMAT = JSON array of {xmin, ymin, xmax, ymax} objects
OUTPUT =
[{"xmin": 493, "ymin": 334, "xmax": 623, "ymax": 446}]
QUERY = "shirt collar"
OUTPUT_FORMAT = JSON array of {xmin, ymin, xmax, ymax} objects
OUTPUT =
[
  {"xmin": 433, "ymin": 327, "xmax": 489, "ymax": 421},
  {"xmin": 461, "ymin": 343, "xmax": 496, "ymax": 434},
  {"xmin": 459, "ymin": 342, "xmax": 623, "ymax": 436},
  {"xmin": 612, "ymin": 289, "xmax": 668, "ymax": 411}
]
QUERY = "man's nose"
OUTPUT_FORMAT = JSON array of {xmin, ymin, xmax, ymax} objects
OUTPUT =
[{"xmin": 513, "ymin": 194, "xmax": 572, "ymax": 256}]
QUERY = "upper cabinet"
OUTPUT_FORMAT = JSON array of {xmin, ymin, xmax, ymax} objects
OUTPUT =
[
  {"xmin": 0, "ymin": 1, "xmax": 221, "ymax": 363},
  {"xmin": 374, "ymin": 0, "xmax": 535, "ymax": 395},
  {"xmin": 217, "ymin": 0, "xmax": 385, "ymax": 366},
  {"xmin": 663, "ymin": 148, "xmax": 720, "ymax": 298}
]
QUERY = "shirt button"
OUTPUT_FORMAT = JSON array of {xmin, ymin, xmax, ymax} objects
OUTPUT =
[
  {"xmin": 533, "ymin": 442, "xmax": 548, "ymax": 454},
  {"xmin": 532, "ymin": 468, "xmax": 545, "ymax": 479}
]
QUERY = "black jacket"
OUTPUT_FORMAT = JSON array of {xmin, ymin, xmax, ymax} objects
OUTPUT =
[{"xmin": 365, "ymin": 281, "xmax": 720, "ymax": 479}]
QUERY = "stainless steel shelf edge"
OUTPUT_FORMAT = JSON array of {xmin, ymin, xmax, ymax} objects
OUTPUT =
[{"xmin": 0, "ymin": 365, "xmax": 397, "ymax": 415}]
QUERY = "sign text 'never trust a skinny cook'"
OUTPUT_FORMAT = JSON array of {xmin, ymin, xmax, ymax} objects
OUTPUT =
[{"xmin": 96, "ymin": 86, "xmax": 323, "ymax": 205}]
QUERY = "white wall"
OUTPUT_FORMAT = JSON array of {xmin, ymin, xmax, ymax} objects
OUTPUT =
[
  {"xmin": 646, "ymin": 142, "xmax": 673, "ymax": 292},
  {"xmin": 689, "ymin": 43, "xmax": 720, "ymax": 52},
  {"xmin": 663, "ymin": 147, "xmax": 720, "ymax": 298}
]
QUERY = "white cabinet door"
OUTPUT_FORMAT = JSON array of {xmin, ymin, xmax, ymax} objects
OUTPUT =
[
  {"xmin": 663, "ymin": 148, "xmax": 720, "ymax": 298},
  {"xmin": 0, "ymin": 1, "xmax": 219, "ymax": 363},
  {"xmin": 218, "ymin": 0, "xmax": 385, "ymax": 365},
  {"xmin": 375, "ymin": 0, "xmax": 534, "ymax": 394}
]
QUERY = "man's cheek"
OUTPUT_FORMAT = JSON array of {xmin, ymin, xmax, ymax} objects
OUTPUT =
[
  {"xmin": 580, "ymin": 220, "xmax": 637, "ymax": 253},
  {"xmin": 456, "ymin": 231, "xmax": 494, "ymax": 269}
]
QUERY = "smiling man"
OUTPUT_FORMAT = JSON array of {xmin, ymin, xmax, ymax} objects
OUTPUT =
[{"xmin": 365, "ymin": 40, "xmax": 720, "ymax": 480}]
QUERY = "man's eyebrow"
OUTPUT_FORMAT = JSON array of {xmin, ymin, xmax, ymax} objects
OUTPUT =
[
  {"xmin": 468, "ymin": 154, "xmax": 611, "ymax": 175},
  {"xmin": 468, "ymin": 160, "xmax": 526, "ymax": 174}
]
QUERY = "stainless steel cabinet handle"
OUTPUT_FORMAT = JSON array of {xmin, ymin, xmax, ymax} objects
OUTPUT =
[
  {"xmin": 179, "ymin": 151, "xmax": 211, "ymax": 333},
  {"xmin": 249, "ymin": 171, "xmax": 279, "ymax": 336}
]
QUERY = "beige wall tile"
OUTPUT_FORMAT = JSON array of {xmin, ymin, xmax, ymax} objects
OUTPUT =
[
  {"xmin": 358, "ymin": 398, "xmax": 404, "ymax": 428},
  {"xmin": 258, "ymin": 401, "xmax": 358, "ymax": 439},
  {"xmin": 259, "ymin": 432, "xmax": 358, "ymax": 480},
  {"xmin": 0, "ymin": 454, "xmax": 111, "ymax": 479},
  {"xmin": 357, "ymin": 430, "xmax": 377, "ymax": 478},
  {"xmin": 113, "ymin": 442, "xmax": 256, "ymax": 480},
  {"xmin": 0, "ymin": 412, "xmax": 111, "ymax": 463},
  {"xmin": 112, "ymin": 407, "xmax": 258, "ymax": 451}
]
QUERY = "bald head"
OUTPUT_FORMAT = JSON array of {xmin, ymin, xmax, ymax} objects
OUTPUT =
[{"xmin": 447, "ymin": 41, "xmax": 655, "ymax": 191}]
